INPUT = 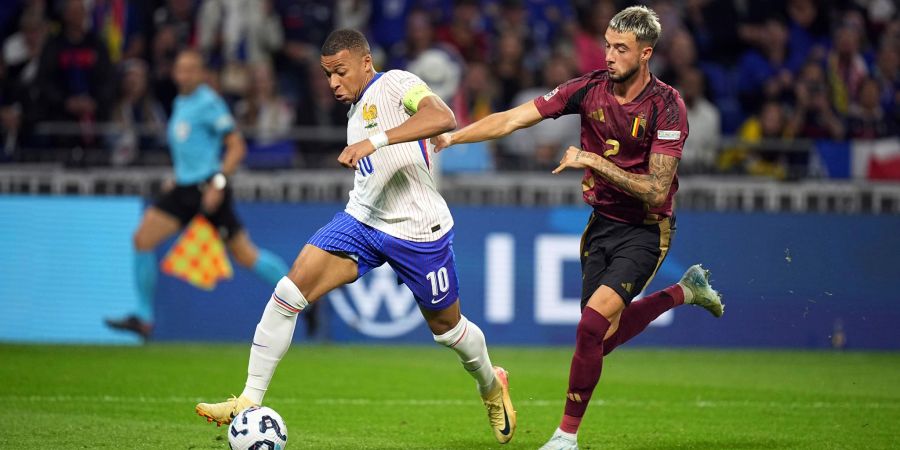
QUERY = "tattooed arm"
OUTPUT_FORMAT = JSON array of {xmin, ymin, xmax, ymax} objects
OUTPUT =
[{"xmin": 552, "ymin": 147, "xmax": 679, "ymax": 208}]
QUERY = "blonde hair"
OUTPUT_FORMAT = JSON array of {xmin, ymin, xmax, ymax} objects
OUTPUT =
[{"xmin": 609, "ymin": 5, "xmax": 662, "ymax": 47}]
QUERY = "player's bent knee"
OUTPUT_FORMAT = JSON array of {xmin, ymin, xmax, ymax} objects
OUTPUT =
[
  {"xmin": 271, "ymin": 276, "xmax": 308, "ymax": 317},
  {"xmin": 586, "ymin": 285, "xmax": 627, "ymax": 318}
]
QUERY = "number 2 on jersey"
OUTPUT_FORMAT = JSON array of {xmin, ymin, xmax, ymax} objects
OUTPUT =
[{"xmin": 603, "ymin": 139, "xmax": 620, "ymax": 158}]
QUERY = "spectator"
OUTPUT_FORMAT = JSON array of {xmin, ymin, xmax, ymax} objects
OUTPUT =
[
  {"xmin": 656, "ymin": 26, "xmax": 735, "ymax": 130},
  {"xmin": 647, "ymin": 0, "xmax": 685, "ymax": 45},
  {"xmin": 389, "ymin": 9, "xmax": 437, "ymax": 69},
  {"xmin": 197, "ymin": 0, "xmax": 284, "ymax": 96},
  {"xmin": 738, "ymin": 0, "xmax": 786, "ymax": 47},
  {"xmin": 0, "ymin": 61, "xmax": 17, "ymax": 159},
  {"xmin": 1, "ymin": 9, "xmax": 46, "ymax": 155},
  {"xmin": 276, "ymin": 0, "xmax": 332, "ymax": 50},
  {"xmin": 334, "ymin": 0, "xmax": 370, "ymax": 32},
  {"xmin": 436, "ymin": 0, "xmax": 489, "ymax": 63},
  {"xmin": 499, "ymin": 54, "xmax": 579, "ymax": 170},
  {"xmin": 571, "ymin": 0, "xmax": 613, "ymax": 74},
  {"xmin": 784, "ymin": 0, "xmax": 830, "ymax": 69},
  {"xmin": 678, "ymin": 68, "xmax": 721, "ymax": 173},
  {"xmin": 737, "ymin": 17, "xmax": 796, "ymax": 116},
  {"xmin": 658, "ymin": 29, "xmax": 697, "ymax": 87},
  {"xmin": 395, "ymin": 8, "xmax": 466, "ymax": 101},
  {"xmin": 682, "ymin": 0, "xmax": 742, "ymax": 64},
  {"xmin": 151, "ymin": 0, "xmax": 197, "ymax": 110},
  {"xmin": 294, "ymin": 63, "xmax": 347, "ymax": 168},
  {"xmin": 153, "ymin": 0, "xmax": 196, "ymax": 44},
  {"xmin": 504, "ymin": 0, "xmax": 572, "ymax": 64},
  {"xmin": 90, "ymin": 0, "xmax": 149, "ymax": 63},
  {"xmin": 274, "ymin": 0, "xmax": 333, "ymax": 105},
  {"xmin": 407, "ymin": 47, "xmax": 463, "ymax": 104},
  {"xmin": 366, "ymin": 0, "xmax": 411, "ymax": 51},
  {"xmin": 491, "ymin": 31, "xmax": 533, "ymax": 110},
  {"xmin": 723, "ymin": 100, "xmax": 792, "ymax": 179},
  {"xmin": 863, "ymin": 0, "xmax": 896, "ymax": 37},
  {"xmin": 451, "ymin": 61, "xmax": 496, "ymax": 127},
  {"xmin": 826, "ymin": 21, "xmax": 870, "ymax": 115},
  {"xmin": 235, "ymin": 62, "xmax": 295, "ymax": 168},
  {"xmin": 295, "ymin": 62, "xmax": 346, "ymax": 129},
  {"xmin": 491, "ymin": 0, "xmax": 534, "ymax": 57},
  {"xmin": 872, "ymin": 41, "xmax": 899, "ymax": 127},
  {"xmin": 3, "ymin": 6, "xmax": 46, "ymax": 69},
  {"xmin": 846, "ymin": 77, "xmax": 894, "ymax": 139},
  {"xmin": 109, "ymin": 58, "xmax": 167, "ymax": 165},
  {"xmin": 1, "ymin": 0, "xmax": 49, "ymax": 41},
  {"xmin": 234, "ymin": 62, "xmax": 293, "ymax": 146},
  {"xmin": 35, "ymin": 0, "xmax": 114, "ymax": 128},
  {"xmin": 786, "ymin": 61, "xmax": 845, "ymax": 140}
]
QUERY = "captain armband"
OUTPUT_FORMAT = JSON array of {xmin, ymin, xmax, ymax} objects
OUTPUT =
[{"xmin": 401, "ymin": 84, "xmax": 437, "ymax": 115}]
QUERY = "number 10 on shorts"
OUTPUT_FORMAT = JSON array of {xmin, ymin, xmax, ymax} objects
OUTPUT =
[{"xmin": 426, "ymin": 267, "xmax": 450, "ymax": 297}]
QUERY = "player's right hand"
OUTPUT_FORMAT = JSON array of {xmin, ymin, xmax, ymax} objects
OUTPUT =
[{"xmin": 430, "ymin": 133, "xmax": 452, "ymax": 153}]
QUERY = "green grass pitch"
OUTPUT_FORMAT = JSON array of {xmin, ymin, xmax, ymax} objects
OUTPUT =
[{"xmin": 1, "ymin": 344, "xmax": 898, "ymax": 449}]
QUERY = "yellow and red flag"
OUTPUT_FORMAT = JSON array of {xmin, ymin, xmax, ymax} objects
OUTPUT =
[{"xmin": 161, "ymin": 216, "xmax": 232, "ymax": 290}]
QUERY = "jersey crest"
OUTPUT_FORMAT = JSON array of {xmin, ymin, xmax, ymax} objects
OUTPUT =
[
  {"xmin": 174, "ymin": 121, "xmax": 190, "ymax": 142},
  {"xmin": 362, "ymin": 103, "xmax": 378, "ymax": 129},
  {"xmin": 630, "ymin": 113, "xmax": 647, "ymax": 139}
]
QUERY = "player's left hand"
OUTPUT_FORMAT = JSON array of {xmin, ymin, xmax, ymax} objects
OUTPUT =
[
  {"xmin": 338, "ymin": 139, "xmax": 377, "ymax": 169},
  {"xmin": 202, "ymin": 185, "xmax": 225, "ymax": 214},
  {"xmin": 552, "ymin": 146, "xmax": 592, "ymax": 174}
]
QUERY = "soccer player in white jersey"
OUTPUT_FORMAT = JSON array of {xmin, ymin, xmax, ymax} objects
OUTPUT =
[{"xmin": 195, "ymin": 29, "xmax": 516, "ymax": 444}]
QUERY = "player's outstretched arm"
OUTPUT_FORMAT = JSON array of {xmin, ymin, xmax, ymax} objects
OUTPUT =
[
  {"xmin": 337, "ymin": 95, "xmax": 456, "ymax": 169},
  {"xmin": 385, "ymin": 95, "xmax": 457, "ymax": 145},
  {"xmin": 553, "ymin": 148, "xmax": 678, "ymax": 208},
  {"xmin": 431, "ymin": 100, "xmax": 544, "ymax": 152}
]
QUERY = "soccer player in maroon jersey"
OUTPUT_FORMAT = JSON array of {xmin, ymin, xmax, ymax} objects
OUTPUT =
[{"xmin": 432, "ymin": 6, "xmax": 724, "ymax": 449}]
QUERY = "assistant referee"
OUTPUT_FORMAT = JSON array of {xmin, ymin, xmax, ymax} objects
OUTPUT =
[{"xmin": 105, "ymin": 50, "xmax": 289, "ymax": 339}]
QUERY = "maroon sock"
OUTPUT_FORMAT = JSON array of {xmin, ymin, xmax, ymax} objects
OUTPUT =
[
  {"xmin": 562, "ymin": 307, "xmax": 611, "ymax": 431},
  {"xmin": 603, "ymin": 284, "xmax": 684, "ymax": 356}
]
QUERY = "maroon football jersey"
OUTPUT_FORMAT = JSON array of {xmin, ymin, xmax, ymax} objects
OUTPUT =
[{"xmin": 534, "ymin": 70, "xmax": 688, "ymax": 224}]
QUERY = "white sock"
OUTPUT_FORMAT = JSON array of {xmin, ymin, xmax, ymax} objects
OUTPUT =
[
  {"xmin": 433, "ymin": 315, "xmax": 496, "ymax": 396},
  {"xmin": 241, "ymin": 277, "xmax": 307, "ymax": 404}
]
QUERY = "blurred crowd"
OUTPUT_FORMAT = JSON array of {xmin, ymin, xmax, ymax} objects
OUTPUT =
[{"xmin": 0, "ymin": 0, "xmax": 897, "ymax": 175}]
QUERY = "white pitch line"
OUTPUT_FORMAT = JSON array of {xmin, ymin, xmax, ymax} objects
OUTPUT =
[{"xmin": 1, "ymin": 395, "xmax": 898, "ymax": 410}]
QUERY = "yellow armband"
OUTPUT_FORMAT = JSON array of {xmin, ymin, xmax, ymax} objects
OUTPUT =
[{"xmin": 402, "ymin": 84, "xmax": 436, "ymax": 115}]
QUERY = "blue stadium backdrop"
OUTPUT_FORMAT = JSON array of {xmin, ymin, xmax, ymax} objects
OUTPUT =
[{"xmin": 1, "ymin": 195, "xmax": 898, "ymax": 349}]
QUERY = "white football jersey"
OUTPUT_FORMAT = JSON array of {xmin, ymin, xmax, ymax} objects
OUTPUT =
[{"xmin": 343, "ymin": 70, "xmax": 454, "ymax": 242}]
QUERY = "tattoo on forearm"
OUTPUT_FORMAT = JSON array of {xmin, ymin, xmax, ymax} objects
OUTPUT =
[{"xmin": 593, "ymin": 153, "xmax": 678, "ymax": 205}]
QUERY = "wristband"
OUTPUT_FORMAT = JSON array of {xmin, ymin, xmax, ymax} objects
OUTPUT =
[
  {"xmin": 369, "ymin": 132, "xmax": 389, "ymax": 149},
  {"xmin": 211, "ymin": 173, "xmax": 227, "ymax": 189}
]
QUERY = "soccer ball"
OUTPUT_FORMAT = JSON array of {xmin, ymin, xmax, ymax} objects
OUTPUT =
[{"xmin": 228, "ymin": 406, "xmax": 288, "ymax": 450}]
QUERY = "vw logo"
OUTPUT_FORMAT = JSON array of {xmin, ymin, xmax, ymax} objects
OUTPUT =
[{"xmin": 328, "ymin": 265, "xmax": 423, "ymax": 338}]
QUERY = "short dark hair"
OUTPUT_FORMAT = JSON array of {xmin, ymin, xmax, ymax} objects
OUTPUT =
[{"xmin": 321, "ymin": 29, "xmax": 370, "ymax": 56}]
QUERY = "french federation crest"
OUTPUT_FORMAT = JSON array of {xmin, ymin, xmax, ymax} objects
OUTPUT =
[{"xmin": 362, "ymin": 103, "xmax": 378, "ymax": 129}]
